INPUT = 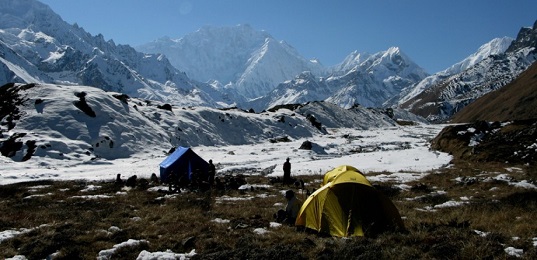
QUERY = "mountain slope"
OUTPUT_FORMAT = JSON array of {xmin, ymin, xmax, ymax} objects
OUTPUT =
[
  {"xmin": 2, "ymin": 1, "xmax": 431, "ymax": 112},
  {"xmin": 0, "ymin": 0, "xmax": 229, "ymax": 107},
  {"xmin": 393, "ymin": 37, "xmax": 513, "ymax": 107},
  {"xmin": 136, "ymin": 24, "xmax": 323, "ymax": 99},
  {"xmin": 250, "ymin": 47, "xmax": 428, "ymax": 111},
  {"xmin": 400, "ymin": 21, "xmax": 537, "ymax": 122},
  {"xmin": 0, "ymin": 83, "xmax": 404, "ymax": 162},
  {"xmin": 450, "ymin": 60, "xmax": 537, "ymax": 122}
]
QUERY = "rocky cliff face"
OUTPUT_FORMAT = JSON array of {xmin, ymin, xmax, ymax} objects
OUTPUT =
[{"xmin": 506, "ymin": 20, "xmax": 537, "ymax": 53}]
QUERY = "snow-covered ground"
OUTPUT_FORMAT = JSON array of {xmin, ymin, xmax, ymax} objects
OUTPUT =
[{"xmin": 0, "ymin": 124, "xmax": 451, "ymax": 185}]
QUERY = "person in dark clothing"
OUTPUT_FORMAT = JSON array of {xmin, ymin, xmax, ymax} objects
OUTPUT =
[
  {"xmin": 274, "ymin": 190, "xmax": 302, "ymax": 225},
  {"xmin": 168, "ymin": 171, "xmax": 178, "ymax": 192},
  {"xmin": 283, "ymin": 158, "xmax": 291, "ymax": 185},
  {"xmin": 115, "ymin": 174, "xmax": 124, "ymax": 186},
  {"xmin": 208, "ymin": 159, "xmax": 216, "ymax": 187},
  {"xmin": 126, "ymin": 175, "xmax": 137, "ymax": 188}
]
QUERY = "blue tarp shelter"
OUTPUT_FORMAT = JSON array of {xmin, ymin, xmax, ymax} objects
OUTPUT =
[{"xmin": 159, "ymin": 146, "xmax": 209, "ymax": 183}]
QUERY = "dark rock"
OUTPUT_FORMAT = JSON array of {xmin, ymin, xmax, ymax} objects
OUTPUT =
[
  {"xmin": 182, "ymin": 236, "xmax": 196, "ymax": 249},
  {"xmin": 22, "ymin": 140, "xmax": 36, "ymax": 161},
  {"xmin": 73, "ymin": 92, "xmax": 96, "ymax": 117},
  {"xmin": 299, "ymin": 140, "xmax": 313, "ymax": 150},
  {"xmin": 112, "ymin": 93, "xmax": 130, "ymax": 104},
  {"xmin": 306, "ymin": 114, "xmax": 322, "ymax": 130},
  {"xmin": 0, "ymin": 132, "xmax": 26, "ymax": 158},
  {"xmin": 269, "ymin": 136, "xmax": 291, "ymax": 143},
  {"xmin": 157, "ymin": 104, "xmax": 173, "ymax": 111}
]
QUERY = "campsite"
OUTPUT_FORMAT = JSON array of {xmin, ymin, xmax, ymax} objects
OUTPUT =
[
  {"xmin": 1, "ymin": 122, "xmax": 537, "ymax": 259},
  {"xmin": 1, "ymin": 82, "xmax": 536, "ymax": 259}
]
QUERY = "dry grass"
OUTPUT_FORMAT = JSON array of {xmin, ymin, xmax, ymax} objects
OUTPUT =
[{"xmin": 1, "ymin": 162, "xmax": 536, "ymax": 259}]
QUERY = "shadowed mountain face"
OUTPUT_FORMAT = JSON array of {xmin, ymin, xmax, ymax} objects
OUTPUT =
[{"xmin": 451, "ymin": 61, "xmax": 537, "ymax": 123}]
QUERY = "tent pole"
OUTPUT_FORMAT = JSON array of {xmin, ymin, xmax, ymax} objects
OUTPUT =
[
  {"xmin": 346, "ymin": 184, "xmax": 356, "ymax": 237},
  {"xmin": 346, "ymin": 209, "xmax": 352, "ymax": 237}
]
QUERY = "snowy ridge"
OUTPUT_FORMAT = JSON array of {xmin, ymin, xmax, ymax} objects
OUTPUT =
[
  {"xmin": 137, "ymin": 25, "xmax": 430, "ymax": 110},
  {"xmin": 249, "ymin": 47, "xmax": 428, "ymax": 111},
  {"xmin": 2, "ymin": 0, "xmax": 531, "ymax": 119},
  {"xmin": 0, "ymin": 0, "xmax": 232, "ymax": 108},
  {"xmin": 395, "ymin": 37, "xmax": 513, "ymax": 106},
  {"xmin": 329, "ymin": 50, "xmax": 371, "ymax": 74},
  {"xmin": 0, "ymin": 83, "xmax": 406, "ymax": 163},
  {"xmin": 399, "ymin": 21, "xmax": 537, "ymax": 122}
]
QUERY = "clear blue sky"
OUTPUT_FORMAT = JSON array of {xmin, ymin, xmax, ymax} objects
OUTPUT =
[{"xmin": 39, "ymin": 0, "xmax": 537, "ymax": 74}]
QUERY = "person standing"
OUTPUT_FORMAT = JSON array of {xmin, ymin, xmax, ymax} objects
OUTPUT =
[
  {"xmin": 283, "ymin": 157, "xmax": 291, "ymax": 185},
  {"xmin": 208, "ymin": 159, "xmax": 216, "ymax": 187}
]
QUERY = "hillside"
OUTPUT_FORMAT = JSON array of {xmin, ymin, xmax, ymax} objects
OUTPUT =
[
  {"xmin": 0, "ymin": 83, "xmax": 409, "ymax": 164},
  {"xmin": 451, "ymin": 61, "xmax": 537, "ymax": 122},
  {"xmin": 399, "ymin": 21, "xmax": 537, "ymax": 122},
  {"xmin": 0, "ymin": 0, "xmax": 231, "ymax": 107},
  {"xmin": 392, "ymin": 37, "xmax": 513, "ymax": 107},
  {"xmin": 431, "ymin": 119, "xmax": 537, "ymax": 165}
]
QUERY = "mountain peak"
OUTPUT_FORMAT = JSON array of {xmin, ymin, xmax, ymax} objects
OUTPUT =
[
  {"xmin": 506, "ymin": 19, "xmax": 537, "ymax": 53},
  {"xmin": 385, "ymin": 46, "xmax": 401, "ymax": 55},
  {"xmin": 0, "ymin": 0, "xmax": 62, "ymax": 30},
  {"xmin": 136, "ymin": 24, "xmax": 323, "ymax": 99}
]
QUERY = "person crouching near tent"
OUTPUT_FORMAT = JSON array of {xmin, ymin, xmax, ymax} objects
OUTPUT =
[{"xmin": 275, "ymin": 190, "xmax": 303, "ymax": 225}]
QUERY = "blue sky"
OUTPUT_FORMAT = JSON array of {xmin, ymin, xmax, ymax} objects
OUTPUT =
[{"xmin": 39, "ymin": 0, "xmax": 536, "ymax": 74}]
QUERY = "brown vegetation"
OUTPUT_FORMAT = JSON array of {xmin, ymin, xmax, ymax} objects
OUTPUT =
[
  {"xmin": 1, "ymin": 163, "xmax": 536, "ymax": 259},
  {"xmin": 432, "ymin": 119, "xmax": 537, "ymax": 165}
]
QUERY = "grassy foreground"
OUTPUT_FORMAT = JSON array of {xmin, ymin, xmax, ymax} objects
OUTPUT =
[{"xmin": 1, "ymin": 162, "xmax": 536, "ymax": 259}]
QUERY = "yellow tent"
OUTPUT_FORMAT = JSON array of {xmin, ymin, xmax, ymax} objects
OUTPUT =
[
  {"xmin": 296, "ymin": 165, "xmax": 404, "ymax": 237},
  {"xmin": 322, "ymin": 165, "xmax": 362, "ymax": 185}
]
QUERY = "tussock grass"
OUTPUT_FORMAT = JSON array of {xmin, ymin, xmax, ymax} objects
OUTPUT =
[{"xmin": 1, "ymin": 163, "xmax": 537, "ymax": 259}]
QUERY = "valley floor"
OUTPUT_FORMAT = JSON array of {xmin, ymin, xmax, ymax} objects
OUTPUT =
[
  {"xmin": 1, "ymin": 124, "xmax": 451, "ymax": 185},
  {"xmin": 1, "ymin": 124, "xmax": 537, "ymax": 259}
]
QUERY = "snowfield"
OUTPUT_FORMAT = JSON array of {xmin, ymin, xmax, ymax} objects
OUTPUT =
[
  {"xmin": 0, "ymin": 123, "xmax": 452, "ymax": 185},
  {"xmin": 0, "ymin": 83, "xmax": 451, "ymax": 185}
]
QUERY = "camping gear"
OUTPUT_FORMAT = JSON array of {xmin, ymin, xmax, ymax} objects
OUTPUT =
[
  {"xmin": 296, "ymin": 165, "xmax": 404, "ymax": 237},
  {"xmin": 159, "ymin": 147, "xmax": 209, "ymax": 183}
]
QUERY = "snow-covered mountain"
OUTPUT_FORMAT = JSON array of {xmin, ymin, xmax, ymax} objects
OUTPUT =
[
  {"xmin": 136, "ymin": 24, "xmax": 324, "ymax": 99},
  {"xmin": 10, "ymin": 0, "xmax": 530, "ymax": 118},
  {"xmin": 391, "ymin": 37, "xmax": 514, "ymax": 107},
  {"xmin": 249, "ymin": 47, "xmax": 429, "ymax": 111},
  {"xmin": 0, "ymin": 0, "xmax": 234, "ymax": 107},
  {"xmin": 0, "ymin": 83, "xmax": 406, "ymax": 162},
  {"xmin": 1, "ymin": 0, "xmax": 433, "ymax": 113},
  {"xmin": 399, "ymin": 21, "xmax": 537, "ymax": 122},
  {"xmin": 136, "ymin": 26, "xmax": 432, "ymax": 111}
]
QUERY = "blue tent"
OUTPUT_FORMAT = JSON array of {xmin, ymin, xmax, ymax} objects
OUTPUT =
[{"xmin": 159, "ymin": 147, "xmax": 209, "ymax": 183}]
